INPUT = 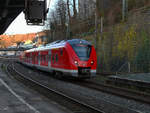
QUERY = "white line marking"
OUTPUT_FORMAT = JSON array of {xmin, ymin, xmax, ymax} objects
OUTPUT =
[{"xmin": 0, "ymin": 78, "xmax": 40, "ymax": 113}]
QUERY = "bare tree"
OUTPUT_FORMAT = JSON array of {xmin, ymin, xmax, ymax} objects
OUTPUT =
[
  {"xmin": 56, "ymin": 0, "xmax": 67, "ymax": 39},
  {"xmin": 50, "ymin": 10, "xmax": 59, "ymax": 41},
  {"xmin": 73, "ymin": 0, "xmax": 77, "ymax": 19},
  {"xmin": 67, "ymin": 0, "xmax": 71, "ymax": 20},
  {"xmin": 57, "ymin": 0, "xmax": 67, "ymax": 26}
]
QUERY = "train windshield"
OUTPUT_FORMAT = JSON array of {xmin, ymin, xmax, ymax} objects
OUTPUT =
[{"xmin": 71, "ymin": 44, "xmax": 91, "ymax": 61}]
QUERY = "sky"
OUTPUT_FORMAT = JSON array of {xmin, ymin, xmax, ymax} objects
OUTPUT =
[{"xmin": 4, "ymin": 0, "xmax": 56, "ymax": 35}]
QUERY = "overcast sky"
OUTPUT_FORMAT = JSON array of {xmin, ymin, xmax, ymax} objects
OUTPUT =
[{"xmin": 4, "ymin": 0, "xmax": 56, "ymax": 35}]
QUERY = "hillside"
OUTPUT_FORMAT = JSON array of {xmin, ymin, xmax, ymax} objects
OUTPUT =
[
  {"xmin": 83, "ymin": 6, "xmax": 150, "ymax": 73},
  {"xmin": 0, "ymin": 33, "xmax": 36, "ymax": 48}
]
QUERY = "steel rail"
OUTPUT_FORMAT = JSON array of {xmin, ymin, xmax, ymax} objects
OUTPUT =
[{"xmin": 72, "ymin": 80, "xmax": 150, "ymax": 105}]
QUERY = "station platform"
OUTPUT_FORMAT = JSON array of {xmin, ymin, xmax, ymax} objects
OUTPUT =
[
  {"xmin": 107, "ymin": 73, "xmax": 150, "ymax": 90},
  {"xmin": 0, "ymin": 63, "xmax": 72, "ymax": 113}
]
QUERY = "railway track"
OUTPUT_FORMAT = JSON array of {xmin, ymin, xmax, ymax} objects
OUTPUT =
[
  {"xmin": 6, "ymin": 62, "xmax": 105, "ymax": 113},
  {"xmin": 70, "ymin": 80, "xmax": 150, "ymax": 105},
  {"xmin": 6, "ymin": 62, "xmax": 146, "ymax": 113}
]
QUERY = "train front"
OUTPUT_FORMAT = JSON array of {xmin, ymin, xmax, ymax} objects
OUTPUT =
[{"xmin": 67, "ymin": 39, "xmax": 97, "ymax": 78}]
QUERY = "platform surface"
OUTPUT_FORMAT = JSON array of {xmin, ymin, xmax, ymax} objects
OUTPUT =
[
  {"xmin": 109, "ymin": 73, "xmax": 150, "ymax": 83},
  {"xmin": 0, "ymin": 63, "xmax": 72, "ymax": 113}
]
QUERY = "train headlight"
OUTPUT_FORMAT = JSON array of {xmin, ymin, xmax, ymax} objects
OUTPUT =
[
  {"xmin": 91, "ymin": 61, "xmax": 94, "ymax": 65},
  {"xmin": 74, "ymin": 61, "xmax": 78, "ymax": 65}
]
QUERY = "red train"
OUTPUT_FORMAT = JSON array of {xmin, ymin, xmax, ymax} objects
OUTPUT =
[{"xmin": 19, "ymin": 39, "xmax": 97, "ymax": 79}]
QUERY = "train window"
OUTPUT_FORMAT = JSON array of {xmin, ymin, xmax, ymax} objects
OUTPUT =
[
  {"xmin": 56, "ymin": 54, "xmax": 58, "ymax": 62},
  {"xmin": 52, "ymin": 54, "xmax": 55, "ymax": 63},
  {"xmin": 60, "ymin": 48, "xmax": 63, "ymax": 56},
  {"xmin": 71, "ymin": 44, "xmax": 91, "ymax": 61}
]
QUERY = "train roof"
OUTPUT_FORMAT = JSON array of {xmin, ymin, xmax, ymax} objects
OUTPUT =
[
  {"xmin": 67, "ymin": 39, "xmax": 91, "ymax": 45},
  {"xmin": 26, "ymin": 39, "xmax": 91, "ymax": 53}
]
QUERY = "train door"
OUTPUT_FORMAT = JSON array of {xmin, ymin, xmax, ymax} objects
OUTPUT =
[{"xmin": 40, "ymin": 51, "xmax": 48, "ymax": 66}]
